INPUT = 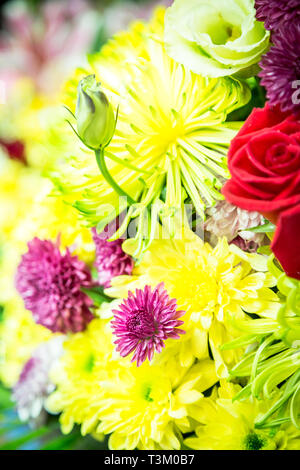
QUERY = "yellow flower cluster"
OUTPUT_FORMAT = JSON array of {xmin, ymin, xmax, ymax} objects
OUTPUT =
[
  {"xmin": 185, "ymin": 381, "xmax": 300, "ymax": 450},
  {"xmin": 0, "ymin": 152, "xmax": 94, "ymax": 386},
  {"xmin": 55, "ymin": 8, "xmax": 250, "ymax": 256},
  {"xmin": 45, "ymin": 230, "xmax": 281, "ymax": 449},
  {"xmin": 106, "ymin": 232, "xmax": 279, "ymax": 376},
  {"xmin": 0, "ymin": 3, "xmax": 296, "ymax": 452},
  {"xmin": 46, "ymin": 318, "xmax": 217, "ymax": 450}
]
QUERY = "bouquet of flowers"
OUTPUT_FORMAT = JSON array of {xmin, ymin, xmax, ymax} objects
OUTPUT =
[{"xmin": 1, "ymin": 0, "xmax": 300, "ymax": 451}]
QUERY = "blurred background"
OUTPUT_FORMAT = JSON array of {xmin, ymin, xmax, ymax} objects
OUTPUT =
[{"xmin": 0, "ymin": 0, "xmax": 170, "ymax": 450}]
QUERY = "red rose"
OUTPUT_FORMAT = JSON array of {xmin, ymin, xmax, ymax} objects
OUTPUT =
[
  {"xmin": 272, "ymin": 206, "xmax": 300, "ymax": 281},
  {"xmin": 222, "ymin": 104, "xmax": 300, "ymax": 224}
]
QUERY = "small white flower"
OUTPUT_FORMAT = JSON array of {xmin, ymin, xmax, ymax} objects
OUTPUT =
[
  {"xmin": 12, "ymin": 336, "xmax": 65, "ymax": 425},
  {"xmin": 205, "ymin": 200, "xmax": 265, "ymax": 250}
]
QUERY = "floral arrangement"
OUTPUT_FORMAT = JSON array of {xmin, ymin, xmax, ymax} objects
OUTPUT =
[{"xmin": 1, "ymin": 0, "xmax": 300, "ymax": 451}]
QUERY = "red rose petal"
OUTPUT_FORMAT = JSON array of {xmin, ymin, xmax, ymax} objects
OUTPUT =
[
  {"xmin": 224, "ymin": 103, "xmax": 300, "ymax": 219},
  {"xmin": 272, "ymin": 205, "xmax": 300, "ymax": 281}
]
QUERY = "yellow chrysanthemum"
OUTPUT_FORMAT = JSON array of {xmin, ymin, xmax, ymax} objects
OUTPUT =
[
  {"xmin": 95, "ymin": 358, "xmax": 217, "ymax": 450},
  {"xmin": 46, "ymin": 319, "xmax": 113, "ymax": 435},
  {"xmin": 0, "ymin": 297, "xmax": 51, "ymax": 387},
  {"xmin": 54, "ymin": 8, "xmax": 250, "ymax": 256},
  {"xmin": 47, "ymin": 317, "xmax": 217, "ymax": 450},
  {"xmin": 106, "ymin": 230, "xmax": 279, "ymax": 376},
  {"xmin": 184, "ymin": 381, "xmax": 300, "ymax": 450}
]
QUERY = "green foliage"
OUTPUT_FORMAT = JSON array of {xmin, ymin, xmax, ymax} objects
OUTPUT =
[
  {"xmin": 224, "ymin": 257, "xmax": 300, "ymax": 431},
  {"xmin": 81, "ymin": 285, "xmax": 112, "ymax": 307}
]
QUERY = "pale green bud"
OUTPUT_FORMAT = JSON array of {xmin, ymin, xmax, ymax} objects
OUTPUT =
[{"xmin": 75, "ymin": 75, "xmax": 115, "ymax": 149}]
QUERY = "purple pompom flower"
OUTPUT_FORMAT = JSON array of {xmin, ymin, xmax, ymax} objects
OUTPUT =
[
  {"xmin": 92, "ymin": 225, "xmax": 134, "ymax": 288},
  {"xmin": 259, "ymin": 22, "xmax": 300, "ymax": 112},
  {"xmin": 111, "ymin": 283, "xmax": 185, "ymax": 366},
  {"xmin": 16, "ymin": 238, "xmax": 94, "ymax": 333},
  {"xmin": 255, "ymin": 0, "xmax": 300, "ymax": 31}
]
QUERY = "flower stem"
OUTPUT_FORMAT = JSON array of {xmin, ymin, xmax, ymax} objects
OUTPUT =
[{"xmin": 95, "ymin": 148, "xmax": 136, "ymax": 205}]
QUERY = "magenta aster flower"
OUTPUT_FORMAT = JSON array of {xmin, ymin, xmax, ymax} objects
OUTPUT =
[
  {"xmin": 111, "ymin": 283, "xmax": 185, "ymax": 366},
  {"xmin": 16, "ymin": 238, "xmax": 94, "ymax": 333},
  {"xmin": 92, "ymin": 226, "xmax": 134, "ymax": 288},
  {"xmin": 12, "ymin": 336, "xmax": 64, "ymax": 423},
  {"xmin": 259, "ymin": 23, "xmax": 300, "ymax": 112},
  {"xmin": 255, "ymin": 0, "xmax": 300, "ymax": 31}
]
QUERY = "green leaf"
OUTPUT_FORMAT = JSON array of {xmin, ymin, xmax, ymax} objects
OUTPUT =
[
  {"xmin": 245, "ymin": 222, "xmax": 276, "ymax": 233},
  {"xmin": 0, "ymin": 426, "xmax": 52, "ymax": 450},
  {"xmin": 257, "ymin": 245, "xmax": 272, "ymax": 256},
  {"xmin": 81, "ymin": 286, "xmax": 112, "ymax": 307},
  {"xmin": 40, "ymin": 433, "xmax": 81, "ymax": 451},
  {"xmin": 0, "ymin": 386, "xmax": 13, "ymax": 411}
]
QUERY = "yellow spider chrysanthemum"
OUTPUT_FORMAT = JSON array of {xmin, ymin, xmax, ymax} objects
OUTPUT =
[
  {"xmin": 0, "ymin": 298, "xmax": 51, "ymax": 387},
  {"xmin": 106, "ymin": 230, "xmax": 280, "ymax": 376},
  {"xmin": 47, "ymin": 317, "xmax": 217, "ymax": 450},
  {"xmin": 54, "ymin": 8, "xmax": 250, "ymax": 256},
  {"xmin": 184, "ymin": 381, "xmax": 300, "ymax": 450}
]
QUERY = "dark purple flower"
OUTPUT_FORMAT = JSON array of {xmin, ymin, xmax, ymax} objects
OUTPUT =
[
  {"xmin": 111, "ymin": 283, "xmax": 185, "ymax": 366},
  {"xmin": 255, "ymin": 0, "xmax": 300, "ymax": 31},
  {"xmin": 259, "ymin": 23, "xmax": 300, "ymax": 112},
  {"xmin": 92, "ymin": 225, "xmax": 134, "ymax": 288},
  {"xmin": 231, "ymin": 236, "xmax": 260, "ymax": 253},
  {"xmin": 16, "ymin": 238, "xmax": 94, "ymax": 333}
]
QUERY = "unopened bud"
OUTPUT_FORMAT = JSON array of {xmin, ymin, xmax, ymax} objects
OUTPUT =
[{"xmin": 75, "ymin": 75, "xmax": 115, "ymax": 149}]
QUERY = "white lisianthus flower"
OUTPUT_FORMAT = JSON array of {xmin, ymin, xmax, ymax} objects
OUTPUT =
[{"xmin": 164, "ymin": 0, "xmax": 270, "ymax": 78}]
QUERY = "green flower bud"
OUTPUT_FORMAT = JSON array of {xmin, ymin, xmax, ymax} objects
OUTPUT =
[{"xmin": 75, "ymin": 75, "xmax": 115, "ymax": 150}]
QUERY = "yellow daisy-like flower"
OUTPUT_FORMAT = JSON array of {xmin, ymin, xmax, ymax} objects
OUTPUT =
[
  {"xmin": 47, "ymin": 317, "xmax": 217, "ymax": 450},
  {"xmin": 0, "ymin": 297, "xmax": 51, "ymax": 387},
  {"xmin": 184, "ymin": 381, "xmax": 300, "ymax": 450},
  {"xmin": 106, "ymin": 230, "xmax": 279, "ymax": 376},
  {"xmin": 55, "ymin": 8, "xmax": 250, "ymax": 256},
  {"xmin": 95, "ymin": 358, "xmax": 217, "ymax": 450}
]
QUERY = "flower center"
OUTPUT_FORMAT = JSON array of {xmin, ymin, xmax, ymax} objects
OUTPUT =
[
  {"xmin": 171, "ymin": 266, "xmax": 218, "ymax": 313},
  {"xmin": 154, "ymin": 121, "xmax": 185, "ymax": 155},
  {"xmin": 141, "ymin": 383, "xmax": 154, "ymax": 403},
  {"xmin": 243, "ymin": 432, "xmax": 266, "ymax": 450},
  {"xmin": 126, "ymin": 309, "xmax": 156, "ymax": 338},
  {"xmin": 84, "ymin": 353, "xmax": 95, "ymax": 373}
]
